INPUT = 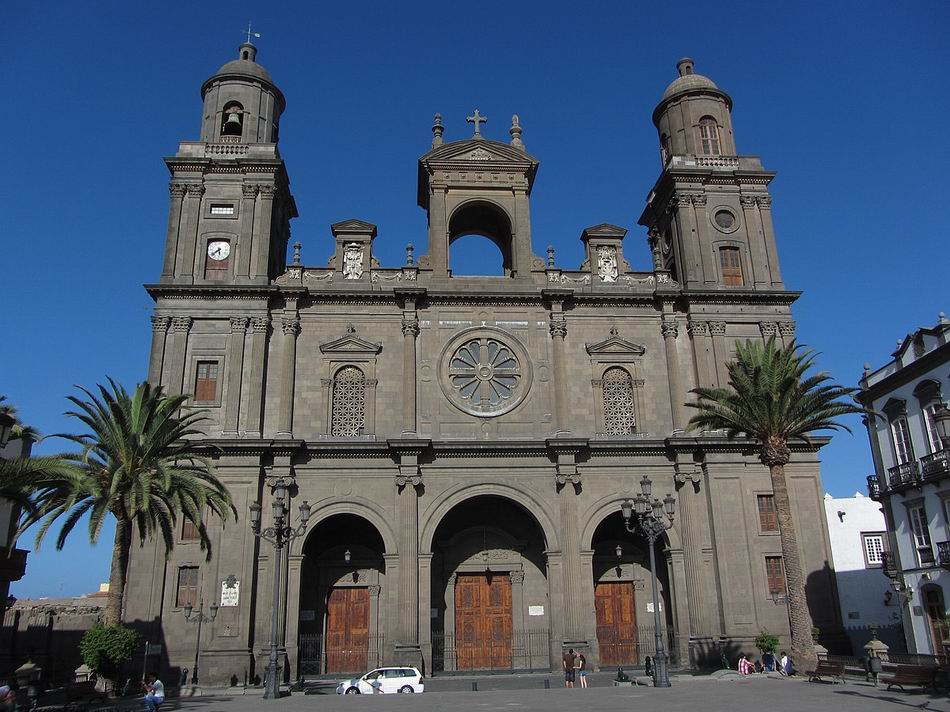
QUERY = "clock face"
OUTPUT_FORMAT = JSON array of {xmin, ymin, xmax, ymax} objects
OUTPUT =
[{"xmin": 207, "ymin": 241, "xmax": 231, "ymax": 261}]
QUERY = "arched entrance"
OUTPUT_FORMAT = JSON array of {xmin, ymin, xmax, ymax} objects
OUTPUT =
[
  {"xmin": 923, "ymin": 584, "xmax": 947, "ymax": 654},
  {"xmin": 297, "ymin": 514, "xmax": 387, "ymax": 676},
  {"xmin": 589, "ymin": 511, "xmax": 673, "ymax": 667},
  {"xmin": 428, "ymin": 495, "xmax": 550, "ymax": 672}
]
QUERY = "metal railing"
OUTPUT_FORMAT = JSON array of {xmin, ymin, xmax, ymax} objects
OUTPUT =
[
  {"xmin": 431, "ymin": 629, "xmax": 551, "ymax": 673},
  {"xmin": 923, "ymin": 450, "xmax": 950, "ymax": 479},
  {"xmin": 887, "ymin": 462, "xmax": 921, "ymax": 489},
  {"xmin": 867, "ymin": 474, "xmax": 882, "ymax": 499},
  {"xmin": 298, "ymin": 634, "xmax": 385, "ymax": 677},
  {"xmin": 938, "ymin": 541, "xmax": 950, "ymax": 569}
]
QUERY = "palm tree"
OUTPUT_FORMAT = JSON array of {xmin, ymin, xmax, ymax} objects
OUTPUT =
[
  {"xmin": 27, "ymin": 380, "xmax": 235, "ymax": 626},
  {"xmin": 686, "ymin": 337, "xmax": 862, "ymax": 668}
]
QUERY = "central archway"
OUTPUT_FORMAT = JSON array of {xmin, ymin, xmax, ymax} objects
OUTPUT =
[{"xmin": 448, "ymin": 200, "xmax": 514, "ymax": 276}]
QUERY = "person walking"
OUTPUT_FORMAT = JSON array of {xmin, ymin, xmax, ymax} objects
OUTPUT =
[
  {"xmin": 142, "ymin": 673, "xmax": 165, "ymax": 712},
  {"xmin": 576, "ymin": 651, "xmax": 588, "ymax": 688},
  {"xmin": 562, "ymin": 648, "xmax": 576, "ymax": 688}
]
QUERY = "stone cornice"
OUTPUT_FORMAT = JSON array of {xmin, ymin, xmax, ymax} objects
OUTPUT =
[
  {"xmin": 681, "ymin": 289, "xmax": 800, "ymax": 306},
  {"xmin": 145, "ymin": 283, "xmax": 278, "ymax": 302},
  {"xmin": 664, "ymin": 433, "xmax": 832, "ymax": 453}
]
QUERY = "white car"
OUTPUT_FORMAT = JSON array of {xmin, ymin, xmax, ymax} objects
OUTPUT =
[{"xmin": 336, "ymin": 667, "xmax": 425, "ymax": 695}]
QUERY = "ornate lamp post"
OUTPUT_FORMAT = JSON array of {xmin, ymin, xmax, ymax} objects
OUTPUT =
[
  {"xmin": 249, "ymin": 484, "xmax": 310, "ymax": 700},
  {"xmin": 621, "ymin": 475, "xmax": 676, "ymax": 688},
  {"xmin": 182, "ymin": 597, "xmax": 218, "ymax": 685}
]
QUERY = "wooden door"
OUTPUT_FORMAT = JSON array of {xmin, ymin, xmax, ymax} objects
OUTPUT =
[
  {"xmin": 924, "ymin": 587, "xmax": 947, "ymax": 654},
  {"xmin": 325, "ymin": 587, "xmax": 369, "ymax": 673},
  {"xmin": 595, "ymin": 581, "xmax": 637, "ymax": 665},
  {"xmin": 455, "ymin": 573, "xmax": 513, "ymax": 670}
]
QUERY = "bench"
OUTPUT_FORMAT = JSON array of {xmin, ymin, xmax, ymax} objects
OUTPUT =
[
  {"xmin": 806, "ymin": 660, "xmax": 845, "ymax": 683},
  {"xmin": 879, "ymin": 665, "xmax": 938, "ymax": 692}
]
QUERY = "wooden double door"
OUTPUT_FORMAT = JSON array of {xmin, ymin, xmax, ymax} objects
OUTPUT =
[
  {"xmin": 595, "ymin": 581, "xmax": 638, "ymax": 665},
  {"xmin": 455, "ymin": 573, "xmax": 513, "ymax": 670},
  {"xmin": 326, "ymin": 587, "xmax": 369, "ymax": 673}
]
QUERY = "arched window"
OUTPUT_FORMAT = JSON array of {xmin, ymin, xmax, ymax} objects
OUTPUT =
[
  {"xmin": 331, "ymin": 366, "xmax": 366, "ymax": 437},
  {"xmin": 602, "ymin": 367, "xmax": 636, "ymax": 435},
  {"xmin": 448, "ymin": 201, "xmax": 514, "ymax": 276},
  {"xmin": 221, "ymin": 101, "xmax": 244, "ymax": 137},
  {"xmin": 698, "ymin": 117, "xmax": 721, "ymax": 156}
]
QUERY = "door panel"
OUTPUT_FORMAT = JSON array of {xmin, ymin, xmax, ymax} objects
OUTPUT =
[
  {"xmin": 455, "ymin": 573, "xmax": 513, "ymax": 670},
  {"xmin": 326, "ymin": 587, "xmax": 370, "ymax": 673},
  {"xmin": 595, "ymin": 581, "xmax": 637, "ymax": 665}
]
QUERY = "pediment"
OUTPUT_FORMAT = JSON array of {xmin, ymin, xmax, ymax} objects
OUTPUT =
[
  {"xmin": 582, "ymin": 224, "xmax": 628, "ymax": 241},
  {"xmin": 586, "ymin": 332, "xmax": 646, "ymax": 358},
  {"xmin": 422, "ymin": 139, "xmax": 537, "ymax": 166},
  {"xmin": 319, "ymin": 332, "xmax": 382, "ymax": 355},
  {"xmin": 881, "ymin": 397, "xmax": 906, "ymax": 418},
  {"xmin": 330, "ymin": 219, "xmax": 377, "ymax": 238}
]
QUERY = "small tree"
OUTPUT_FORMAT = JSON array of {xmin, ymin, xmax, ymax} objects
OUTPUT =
[
  {"xmin": 79, "ymin": 624, "xmax": 139, "ymax": 694},
  {"xmin": 755, "ymin": 630, "xmax": 779, "ymax": 654}
]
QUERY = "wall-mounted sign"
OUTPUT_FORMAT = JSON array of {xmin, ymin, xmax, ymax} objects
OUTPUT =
[
  {"xmin": 646, "ymin": 601, "xmax": 663, "ymax": 613},
  {"xmin": 528, "ymin": 605, "xmax": 544, "ymax": 616},
  {"xmin": 220, "ymin": 580, "xmax": 240, "ymax": 607}
]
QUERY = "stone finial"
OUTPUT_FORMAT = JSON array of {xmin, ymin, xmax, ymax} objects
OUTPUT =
[
  {"xmin": 676, "ymin": 57, "xmax": 695, "ymax": 76},
  {"xmin": 940, "ymin": 311, "xmax": 948, "ymax": 325},
  {"xmin": 406, "ymin": 242, "xmax": 415, "ymax": 266},
  {"xmin": 292, "ymin": 241, "xmax": 302, "ymax": 265},
  {"xmin": 466, "ymin": 109, "xmax": 487, "ymax": 138},
  {"xmin": 546, "ymin": 245, "xmax": 556, "ymax": 268},
  {"xmin": 863, "ymin": 362, "xmax": 871, "ymax": 373},
  {"xmin": 510, "ymin": 114, "xmax": 524, "ymax": 149},
  {"xmin": 431, "ymin": 113, "xmax": 444, "ymax": 148}
]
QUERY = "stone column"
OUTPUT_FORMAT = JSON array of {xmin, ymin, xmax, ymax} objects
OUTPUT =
[
  {"xmin": 241, "ymin": 316, "xmax": 270, "ymax": 437},
  {"xmin": 176, "ymin": 184, "xmax": 204, "ymax": 281},
  {"xmin": 673, "ymin": 194, "xmax": 700, "ymax": 287},
  {"xmin": 512, "ymin": 187, "xmax": 532, "ymax": 277},
  {"xmin": 276, "ymin": 314, "xmax": 300, "ymax": 438},
  {"xmin": 708, "ymin": 321, "xmax": 728, "ymax": 387},
  {"xmin": 395, "ymin": 469, "xmax": 421, "ymax": 656},
  {"xmin": 235, "ymin": 184, "xmax": 258, "ymax": 279},
  {"xmin": 661, "ymin": 314, "xmax": 686, "ymax": 431},
  {"xmin": 756, "ymin": 196, "xmax": 784, "ymax": 287},
  {"xmin": 147, "ymin": 316, "xmax": 170, "ymax": 386},
  {"xmin": 251, "ymin": 185, "xmax": 275, "ymax": 281},
  {"xmin": 161, "ymin": 183, "xmax": 186, "ymax": 278},
  {"xmin": 549, "ymin": 313, "xmax": 570, "ymax": 434},
  {"xmin": 549, "ymin": 441, "xmax": 586, "ymax": 648},
  {"xmin": 417, "ymin": 554, "xmax": 433, "ymax": 673},
  {"xmin": 164, "ymin": 316, "xmax": 192, "ymax": 396},
  {"xmin": 674, "ymin": 463, "xmax": 715, "ymax": 643},
  {"xmin": 401, "ymin": 314, "xmax": 420, "ymax": 434},
  {"xmin": 223, "ymin": 317, "xmax": 248, "ymax": 435}
]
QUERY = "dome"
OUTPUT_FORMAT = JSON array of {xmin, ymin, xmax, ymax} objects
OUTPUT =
[
  {"xmin": 660, "ymin": 57, "xmax": 720, "ymax": 101},
  {"xmin": 212, "ymin": 58, "xmax": 274, "ymax": 85}
]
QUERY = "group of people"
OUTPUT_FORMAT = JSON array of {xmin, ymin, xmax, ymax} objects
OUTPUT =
[
  {"xmin": 737, "ymin": 651, "xmax": 793, "ymax": 676},
  {"xmin": 561, "ymin": 648, "xmax": 589, "ymax": 688}
]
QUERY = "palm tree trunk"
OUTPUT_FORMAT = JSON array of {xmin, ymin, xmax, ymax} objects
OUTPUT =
[
  {"xmin": 104, "ymin": 515, "xmax": 132, "ymax": 626},
  {"xmin": 768, "ymin": 461, "xmax": 817, "ymax": 670}
]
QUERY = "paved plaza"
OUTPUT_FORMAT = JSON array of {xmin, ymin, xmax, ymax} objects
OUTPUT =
[{"xmin": 141, "ymin": 675, "xmax": 950, "ymax": 712}]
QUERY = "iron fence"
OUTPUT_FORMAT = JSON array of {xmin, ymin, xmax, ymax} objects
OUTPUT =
[
  {"xmin": 431, "ymin": 629, "xmax": 551, "ymax": 673},
  {"xmin": 298, "ymin": 634, "xmax": 386, "ymax": 677},
  {"xmin": 598, "ymin": 627, "xmax": 681, "ymax": 668}
]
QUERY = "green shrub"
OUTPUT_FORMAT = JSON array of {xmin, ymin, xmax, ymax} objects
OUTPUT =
[
  {"xmin": 79, "ymin": 624, "xmax": 139, "ymax": 676},
  {"xmin": 754, "ymin": 630, "xmax": 779, "ymax": 654}
]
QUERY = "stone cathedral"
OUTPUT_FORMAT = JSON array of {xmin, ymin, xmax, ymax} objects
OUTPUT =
[{"xmin": 125, "ymin": 44, "xmax": 842, "ymax": 683}]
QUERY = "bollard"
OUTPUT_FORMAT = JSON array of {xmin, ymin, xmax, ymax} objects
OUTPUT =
[
  {"xmin": 544, "ymin": 679, "xmax": 550, "ymax": 689},
  {"xmin": 472, "ymin": 681, "xmax": 478, "ymax": 692}
]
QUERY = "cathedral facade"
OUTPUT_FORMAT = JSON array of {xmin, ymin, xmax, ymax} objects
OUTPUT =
[{"xmin": 124, "ymin": 45, "xmax": 841, "ymax": 683}]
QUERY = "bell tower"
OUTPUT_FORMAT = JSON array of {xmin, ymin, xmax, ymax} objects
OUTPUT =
[
  {"xmin": 639, "ymin": 59, "xmax": 783, "ymax": 291},
  {"xmin": 416, "ymin": 112, "xmax": 541, "ymax": 279},
  {"xmin": 159, "ymin": 42, "xmax": 297, "ymax": 286}
]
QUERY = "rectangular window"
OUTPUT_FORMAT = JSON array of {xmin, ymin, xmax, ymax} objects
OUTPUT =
[
  {"xmin": 209, "ymin": 204, "xmax": 235, "ymax": 216},
  {"xmin": 909, "ymin": 504, "xmax": 934, "ymax": 566},
  {"xmin": 862, "ymin": 532, "xmax": 885, "ymax": 568},
  {"xmin": 757, "ymin": 494, "xmax": 779, "ymax": 533},
  {"xmin": 765, "ymin": 556, "xmax": 786, "ymax": 595},
  {"xmin": 891, "ymin": 417, "xmax": 914, "ymax": 464},
  {"xmin": 181, "ymin": 520, "xmax": 200, "ymax": 542},
  {"xmin": 195, "ymin": 361, "xmax": 219, "ymax": 402},
  {"xmin": 176, "ymin": 566, "xmax": 199, "ymax": 608},
  {"xmin": 718, "ymin": 247, "xmax": 744, "ymax": 286},
  {"xmin": 925, "ymin": 405, "xmax": 944, "ymax": 453}
]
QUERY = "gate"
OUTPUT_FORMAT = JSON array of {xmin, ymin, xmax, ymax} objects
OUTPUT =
[
  {"xmin": 431, "ymin": 629, "xmax": 551, "ymax": 673},
  {"xmin": 298, "ymin": 634, "xmax": 386, "ymax": 677}
]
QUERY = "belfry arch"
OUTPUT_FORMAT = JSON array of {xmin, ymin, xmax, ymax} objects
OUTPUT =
[{"xmin": 448, "ymin": 200, "xmax": 514, "ymax": 276}]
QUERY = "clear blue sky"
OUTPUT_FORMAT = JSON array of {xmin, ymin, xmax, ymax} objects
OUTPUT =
[{"xmin": 3, "ymin": 1, "xmax": 948, "ymax": 598}]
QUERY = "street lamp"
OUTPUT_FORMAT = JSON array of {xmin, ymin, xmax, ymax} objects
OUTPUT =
[
  {"xmin": 621, "ymin": 475, "xmax": 676, "ymax": 688},
  {"xmin": 0, "ymin": 411, "xmax": 15, "ymax": 449},
  {"xmin": 182, "ymin": 597, "xmax": 218, "ymax": 685},
  {"xmin": 249, "ymin": 484, "xmax": 310, "ymax": 700}
]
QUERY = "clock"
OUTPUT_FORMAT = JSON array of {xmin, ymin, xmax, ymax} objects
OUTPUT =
[{"xmin": 207, "ymin": 241, "xmax": 231, "ymax": 261}]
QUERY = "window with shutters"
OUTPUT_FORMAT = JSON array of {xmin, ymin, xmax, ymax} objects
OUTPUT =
[
  {"xmin": 861, "ymin": 532, "xmax": 885, "ymax": 568},
  {"xmin": 181, "ymin": 520, "xmax": 200, "ymax": 542},
  {"xmin": 698, "ymin": 117, "xmax": 721, "ymax": 155},
  {"xmin": 176, "ymin": 566, "xmax": 199, "ymax": 608},
  {"xmin": 757, "ymin": 494, "xmax": 779, "ymax": 533},
  {"xmin": 718, "ymin": 246, "xmax": 744, "ymax": 286},
  {"xmin": 331, "ymin": 365, "xmax": 366, "ymax": 437},
  {"xmin": 765, "ymin": 556, "xmax": 786, "ymax": 595},
  {"xmin": 909, "ymin": 504, "xmax": 934, "ymax": 566},
  {"xmin": 195, "ymin": 361, "xmax": 219, "ymax": 402},
  {"xmin": 924, "ymin": 404, "xmax": 944, "ymax": 454},
  {"xmin": 602, "ymin": 367, "xmax": 636, "ymax": 435}
]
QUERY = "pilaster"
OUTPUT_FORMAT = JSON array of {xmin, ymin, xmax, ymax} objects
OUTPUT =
[
  {"xmin": 235, "ymin": 184, "xmax": 258, "ymax": 279},
  {"xmin": 661, "ymin": 312, "xmax": 686, "ymax": 431},
  {"xmin": 241, "ymin": 316, "xmax": 270, "ymax": 437},
  {"xmin": 548, "ymin": 438, "xmax": 587, "ymax": 646},
  {"xmin": 148, "ymin": 316, "xmax": 171, "ymax": 386},
  {"xmin": 223, "ymin": 317, "xmax": 248, "ymax": 435},
  {"xmin": 708, "ymin": 321, "xmax": 728, "ymax": 387},
  {"xmin": 276, "ymin": 310, "xmax": 300, "ymax": 438},
  {"xmin": 175, "ymin": 184, "xmax": 204, "ymax": 281},
  {"xmin": 251, "ymin": 184, "xmax": 275, "ymax": 280},
  {"xmin": 161, "ymin": 183, "xmax": 186, "ymax": 279},
  {"xmin": 164, "ymin": 316, "xmax": 192, "ymax": 396},
  {"xmin": 756, "ymin": 196, "xmax": 783, "ymax": 287},
  {"xmin": 673, "ymin": 460, "xmax": 717, "ymax": 640}
]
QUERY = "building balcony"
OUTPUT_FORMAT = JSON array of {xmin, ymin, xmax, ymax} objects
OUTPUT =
[
  {"xmin": 881, "ymin": 550, "xmax": 899, "ymax": 579},
  {"xmin": 867, "ymin": 474, "xmax": 882, "ymax": 500},
  {"xmin": 938, "ymin": 541, "xmax": 950, "ymax": 570},
  {"xmin": 887, "ymin": 462, "xmax": 922, "ymax": 490},
  {"xmin": 0, "ymin": 547, "xmax": 28, "ymax": 582},
  {"xmin": 922, "ymin": 449, "xmax": 950, "ymax": 480}
]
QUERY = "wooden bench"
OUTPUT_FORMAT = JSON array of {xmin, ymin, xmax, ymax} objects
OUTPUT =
[
  {"xmin": 806, "ymin": 660, "xmax": 845, "ymax": 683},
  {"xmin": 879, "ymin": 665, "xmax": 938, "ymax": 691}
]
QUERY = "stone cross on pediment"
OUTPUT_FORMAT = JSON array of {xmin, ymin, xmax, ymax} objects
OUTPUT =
[{"xmin": 467, "ymin": 109, "xmax": 488, "ymax": 138}]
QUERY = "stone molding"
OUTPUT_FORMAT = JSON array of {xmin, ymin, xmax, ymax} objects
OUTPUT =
[
  {"xmin": 171, "ymin": 316, "xmax": 192, "ymax": 332},
  {"xmin": 229, "ymin": 316, "xmax": 249, "ymax": 333},
  {"xmin": 151, "ymin": 315, "xmax": 171, "ymax": 332}
]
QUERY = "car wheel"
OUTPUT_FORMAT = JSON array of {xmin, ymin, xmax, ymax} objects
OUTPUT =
[
  {"xmin": 345, "ymin": 687, "xmax": 360, "ymax": 695},
  {"xmin": 399, "ymin": 686, "xmax": 415, "ymax": 694}
]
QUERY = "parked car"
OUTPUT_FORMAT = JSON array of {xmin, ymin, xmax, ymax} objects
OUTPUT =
[{"xmin": 335, "ymin": 667, "xmax": 425, "ymax": 695}]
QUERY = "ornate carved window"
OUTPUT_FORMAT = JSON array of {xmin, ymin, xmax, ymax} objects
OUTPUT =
[
  {"xmin": 602, "ymin": 367, "xmax": 636, "ymax": 435},
  {"xmin": 698, "ymin": 117, "xmax": 721, "ymax": 155},
  {"xmin": 331, "ymin": 366, "xmax": 367, "ymax": 437}
]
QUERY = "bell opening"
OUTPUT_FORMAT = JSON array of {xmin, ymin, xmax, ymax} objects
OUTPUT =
[{"xmin": 221, "ymin": 102, "xmax": 244, "ymax": 138}]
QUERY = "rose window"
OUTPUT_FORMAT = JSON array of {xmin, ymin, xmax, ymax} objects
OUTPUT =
[{"xmin": 440, "ymin": 328, "xmax": 532, "ymax": 417}]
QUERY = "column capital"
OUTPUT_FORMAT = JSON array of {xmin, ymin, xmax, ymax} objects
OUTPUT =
[
  {"xmin": 229, "ymin": 316, "xmax": 249, "ymax": 333},
  {"xmin": 171, "ymin": 316, "xmax": 192, "ymax": 332},
  {"xmin": 674, "ymin": 461, "xmax": 703, "ymax": 487},
  {"xmin": 151, "ymin": 315, "xmax": 171, "ymax": 333},
  {"xmin": 661, "ymin": 316, "xmax": 679, "ymax": 339},
  {"xmin": 756, "ymin": 195, "xmax": 773, "ymax": 209},
  {"xmin": 281, "ymin": 317, "xmax": 301, "ymax": 336},
  {"xmin": 778, "ymin": 320, "xmax": 796, "ymax": 337},
  {"xmin": 168, "ymin": 182, "xmax": 187, "ymax": 198},
  {"xmin": 251, "ymin": 316, "xmax": 271, "ymax": 333},
  {"xmin": 687, "ymin": 318, "xmax": 708, "ymax": 337},
  {"xmin": 185, "ymin": 183, "xmax": 205, "ymax": 198},
  {"xmin": 509, "ymin": 570, "xmax": 525, "ymax": 585},
  {"xmin": 708, "ymin": 321, "xmax": 727, "ymax": 336},
  {"xmin": 759, "ymin": 321, "xmax": 778, "ymax": 337},
  {"xmin": 739, "ymin": 195, "xmax": 757, "ymax": 208},
  {"xmin": 257, "ymin": 184, "xmax": 276, "ymax": 198},
  {"xmin": 549, "ymin": 313, "xmax": 567, "ymax": 339},
  {"xmin": 401, "ymin": 315, "xmax": 420, "ymax": 337},
  {"xmin": 242, "ymin": 183, "xmax": 259, "ymax": 198},
  {"xmin": 691, "ymin": 193, "xmax": 707, "ymax": 207}
]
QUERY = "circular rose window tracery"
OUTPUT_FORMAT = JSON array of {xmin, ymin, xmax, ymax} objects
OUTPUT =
[{"xmin": 440, "ymin": 327, "xmax": 532, "ymax": 417}]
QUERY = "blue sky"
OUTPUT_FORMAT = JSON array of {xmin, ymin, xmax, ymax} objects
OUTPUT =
[{"xmin": 3, "ymin": 1, "xmax": 948, "ymax": 597}]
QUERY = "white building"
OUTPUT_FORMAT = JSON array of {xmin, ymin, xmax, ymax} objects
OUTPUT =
[
  {"xmin": 860, "ymin": 313, "xmax": 950, "ymax": 656},
  {"xmin": 823, "ymin": 492, "xmax": 903, "ymax": 652}
]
